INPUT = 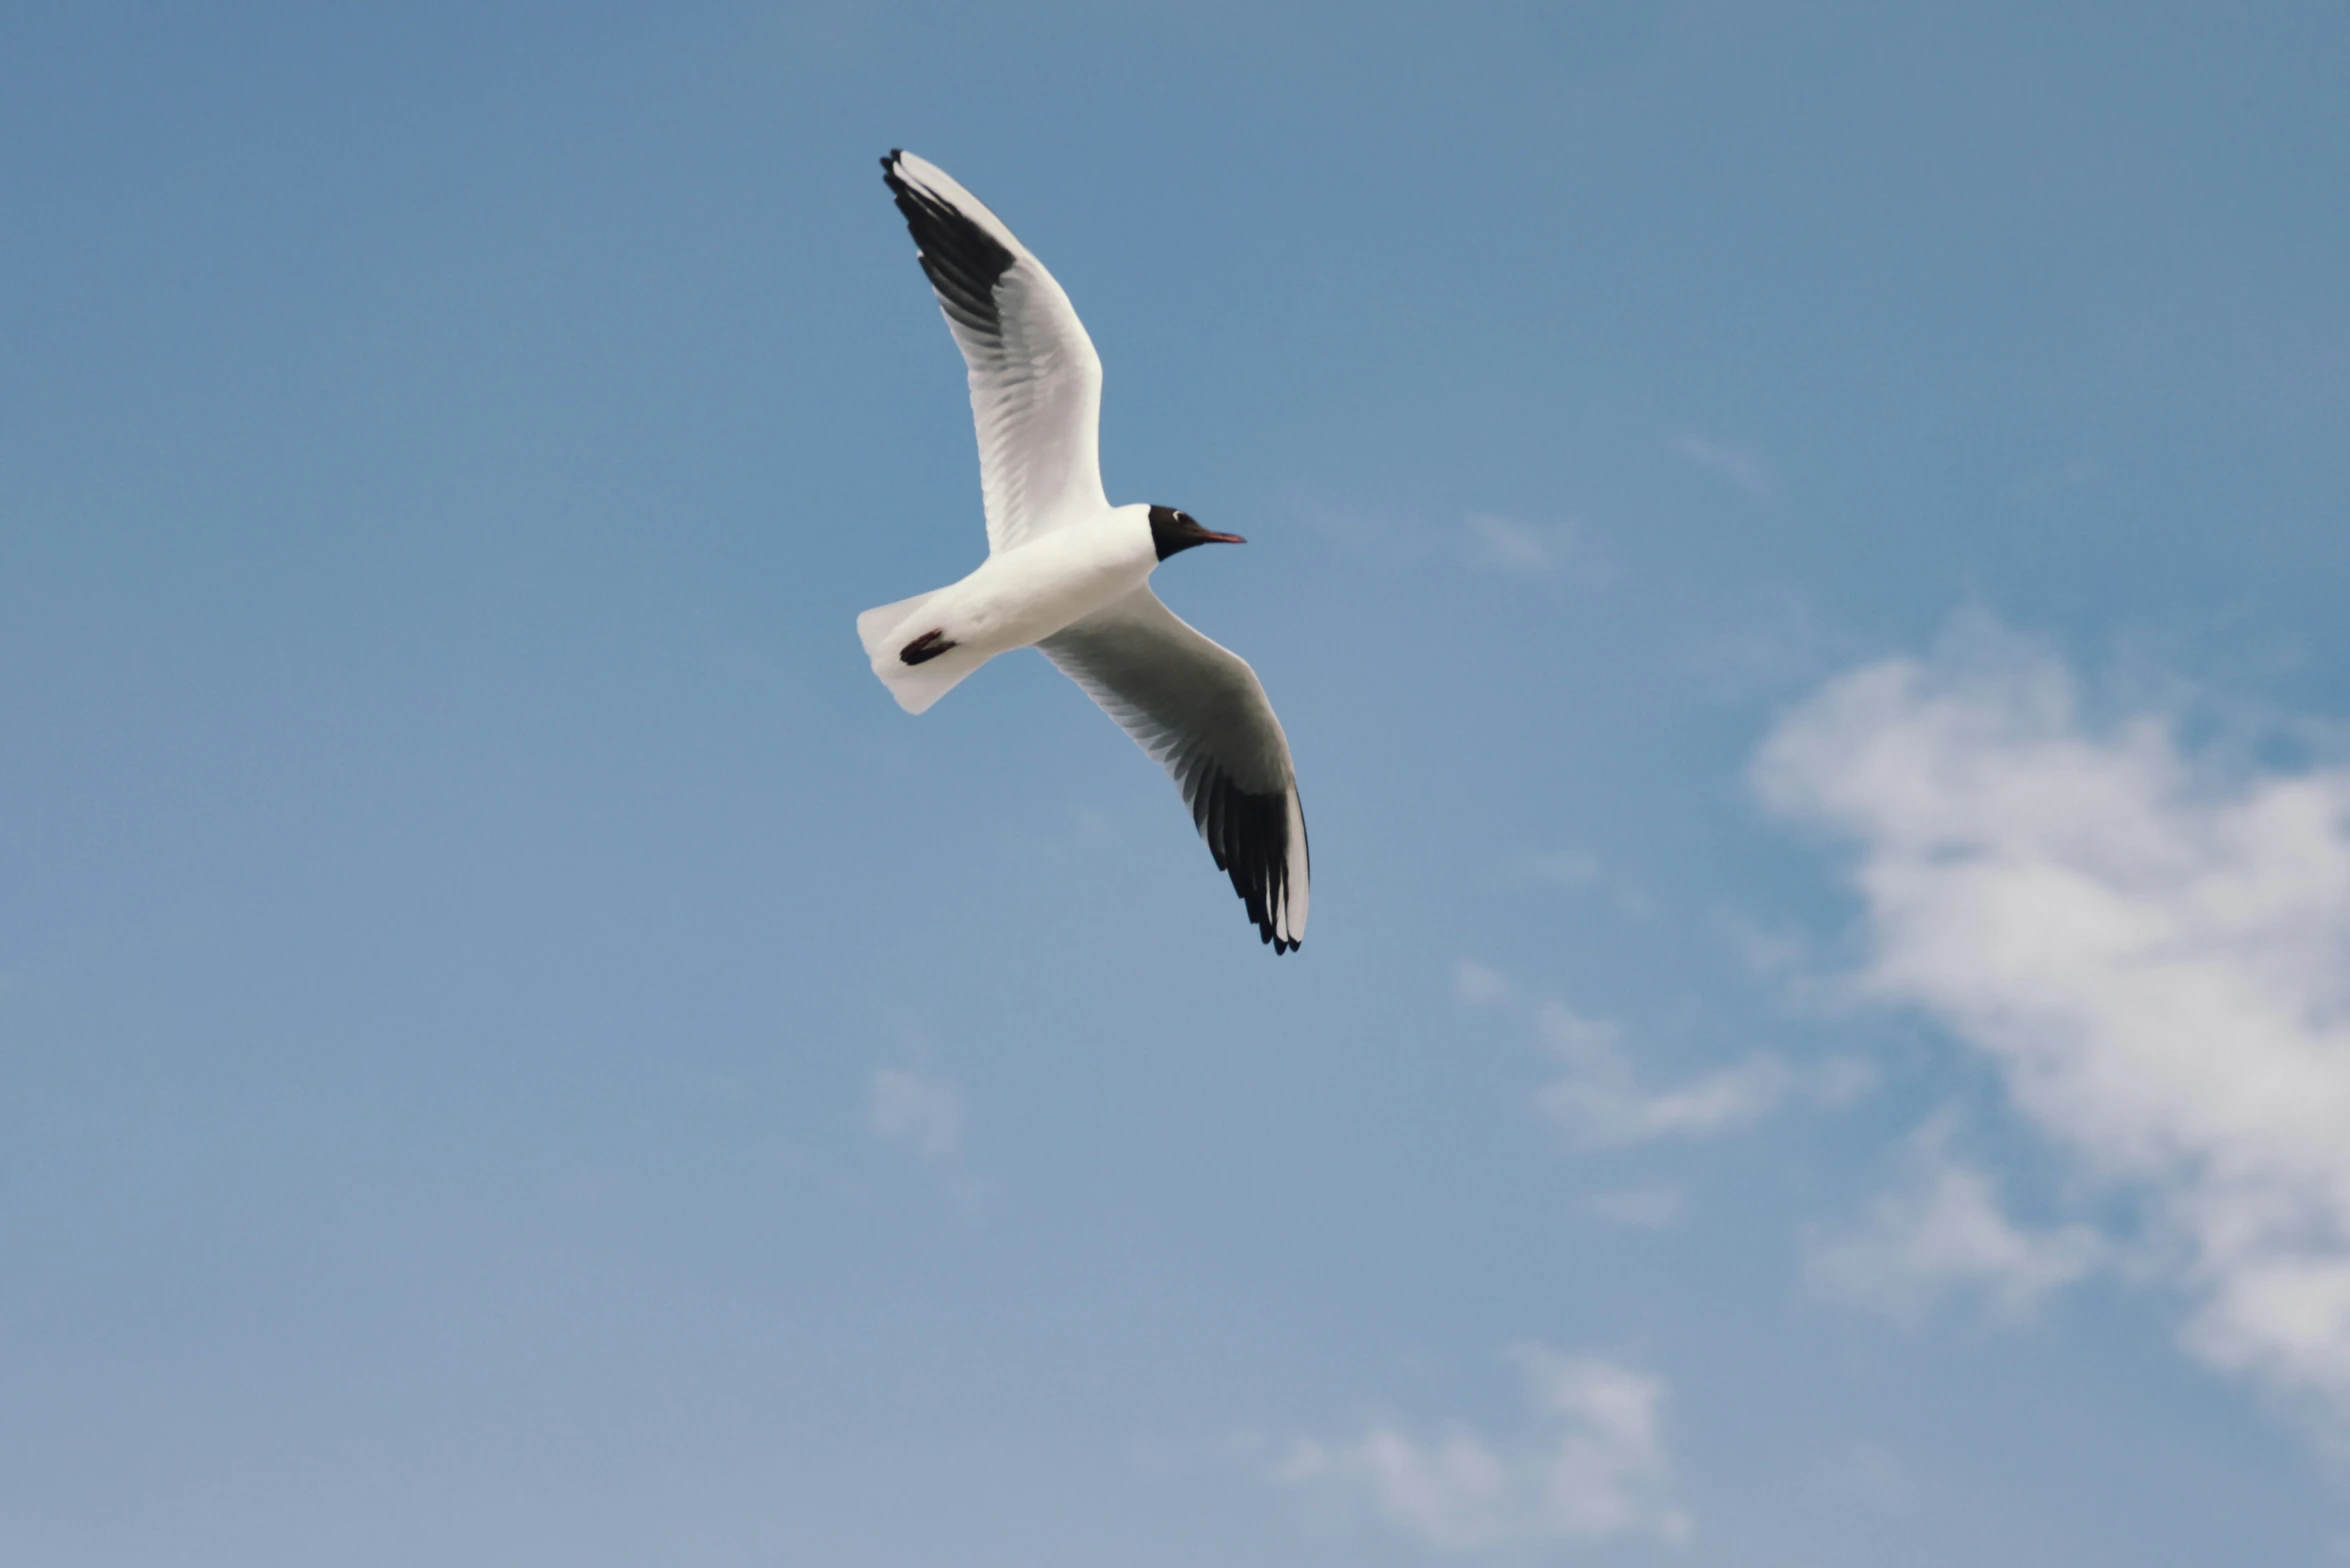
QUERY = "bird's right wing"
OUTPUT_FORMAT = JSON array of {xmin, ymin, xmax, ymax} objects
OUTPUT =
[
  {"xmin": 1039, "ymin": 588, "xmax": 1309, "ymax": 953},
  {"xmin": 882, "ymin": 150, "xmax": 1107, "ymax": 555}
]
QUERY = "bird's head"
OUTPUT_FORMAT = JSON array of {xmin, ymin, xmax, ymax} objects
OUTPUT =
[{"xmin": 1148, "ymin": 505, "xmax": 1247, "ymax": 561}]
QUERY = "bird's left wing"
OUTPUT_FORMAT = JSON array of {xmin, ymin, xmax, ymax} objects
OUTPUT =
[
  {"xmin": 1039, "ymin": 588, "xmax": 1309, "ymax": 953},
  {"xmin": 882, "ymin": 150, "xmax": 1107, "ymax": 555}
]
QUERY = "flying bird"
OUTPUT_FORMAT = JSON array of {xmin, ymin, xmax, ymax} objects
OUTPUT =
[{"xmin": 860, "ymin": 150, "xmax": 1308, "ymax": 954}]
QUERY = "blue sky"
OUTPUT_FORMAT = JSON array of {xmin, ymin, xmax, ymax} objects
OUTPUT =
[{"xmin": 8, "ymin": 2, "xmax": 2350, "ymax": 1562}]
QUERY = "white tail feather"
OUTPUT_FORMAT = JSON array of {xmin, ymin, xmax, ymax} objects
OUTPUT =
[
  {"xmin": 857, "ymin": 591, "xmax": 939, "ymax": 660},
  {"xmin": 856, "ymin": 589, "xmax": 988, "ymax": 714}
]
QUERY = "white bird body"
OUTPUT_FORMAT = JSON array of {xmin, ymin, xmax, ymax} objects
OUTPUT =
[
  {"xmin": 862, "ymin": 150, "xmax": 1310, "ymax": 953},
  {"xmin": 858, "ymin": 504, "xmax": 1159, "ymax": 715}
]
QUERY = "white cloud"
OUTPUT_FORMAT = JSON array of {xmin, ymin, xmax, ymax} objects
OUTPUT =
[
  {"xmin": 1758, "ymin": 618, "xmax": 2350, "ymax": 1423},
  {"xmin": 868, "ymin": 1065, "xmax": 963, "ymax": 1163},
  {"xmin": 1810, "ymin": 1117, "xmax": 2108, "ymax": 1322},
  {"xmin": 1530, "ymin": 999, "xmax": 1868, "ymax": 1149},
  {"xmin": 1539, "ymin": 1044, "xmax": 1796, "ymax": 1148},
  {"xmin": 1272, "ymin": 1347, "xmax": 1691, "ymax": 1551},
  {"xmin": 1454, "ymin": 966, "xmax": 1865, "ymax": 1147},
  {"xmin": 1465, "ymin": 514, "xmax": 1575, "ymax": 576},
  {"xmin": 1455, "ymin": 958, "xmax": 1515, "ymax": 1008},
  {"xmin": 1534, "ymin": 998, "xmax": 1623, "ymax": 1062},
  {"xmin": 1673, "ymin": 433, "xmax": 1771, "ymax": 497}
]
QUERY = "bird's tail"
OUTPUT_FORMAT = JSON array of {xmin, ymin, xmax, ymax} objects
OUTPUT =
[{"xmin": 857, "ymin": 589, "xmax": 988, "ymax": 714}]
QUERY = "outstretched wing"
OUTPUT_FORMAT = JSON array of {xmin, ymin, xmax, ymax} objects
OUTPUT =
[
  {"xmin": 881, "ymin": 150, "xmax": 1108, "ymax": 555},
  {"xmin": 1039, "ymin": 588, "xmax": 1309, "ymax": 953}
]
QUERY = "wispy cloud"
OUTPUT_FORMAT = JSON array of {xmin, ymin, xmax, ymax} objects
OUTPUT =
[
  {"xmin": 1502, "ymin": 847, "xmax": 1658, "ymax": 919},
  {"xmin": 868, "ymin": 1064, "xmax": 963, "ymax": 1163},
  {"xmin": 868, "ymin": 1060, "xmax": 992, "ymax": 1216},
  {"xmin": 1268, "ymin": 1346, "xmax": 1692, "ymax": 1552},
  {"xmin": 1809, "ymin": 1116, "xmax": 2108, "ymax": 1323},
  {"xmin": 1529, "ymin": 997, "xmax": 1870, "ymax": 1150},
  {"xmin": 1287, "ymin": 490, "xmax": 1612, "ymax": 584},
  {"xmin": 1673, "ymin": 433, "xmax": 1771, "ymax": 497},
  {"xmin": 1455, "ymin": 958, "xmax": 1516, "ymax": 1008},
  {"xmin": 1758, "ymin": 615, "xmax": 2350, "ymax": 1427},
  {"xmin": 1457, "ymin": 962, "xmax": 1868, "ymax": 1147},
  {"xmin": 1536, "ymin": 1009, "xmax": 1795, "ymax": 1148},
  {"xmin": 1465, "ymin": 513, "xmax": 1578, "ymax": 576}
]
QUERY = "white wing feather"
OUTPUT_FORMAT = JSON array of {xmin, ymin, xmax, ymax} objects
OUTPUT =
[
  {"xmin": 883, "ymin": 151, "xmax": 1107, "ymax": 555},
  {"xmin": 1039, "ymin": 588, "xmax": 1309, "ymax": 952}
]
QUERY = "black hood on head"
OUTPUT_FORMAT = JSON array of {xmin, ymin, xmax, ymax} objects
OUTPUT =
[{"xmin": 1148, "ymin": 505, "xmax": 1247, "ymax": 560}]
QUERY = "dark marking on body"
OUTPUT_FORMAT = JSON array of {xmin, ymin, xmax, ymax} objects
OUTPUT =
[{"xmin": 900, "ymin": 628, "xmax": 958, "ymax": 666}]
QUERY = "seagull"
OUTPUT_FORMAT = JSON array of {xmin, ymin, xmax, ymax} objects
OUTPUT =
[{"xmin": 859, "ymin": 150, "xmax": 1309, "ymax": 954}]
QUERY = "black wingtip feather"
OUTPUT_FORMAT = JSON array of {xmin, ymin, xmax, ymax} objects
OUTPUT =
[
  {"xmin": 878, "ymin": 151, "xmax": 1015, "ymax": 345},
  {"xmin": 1185, "ymin": 767, "xmax": 1304, "ymax": 955}
]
